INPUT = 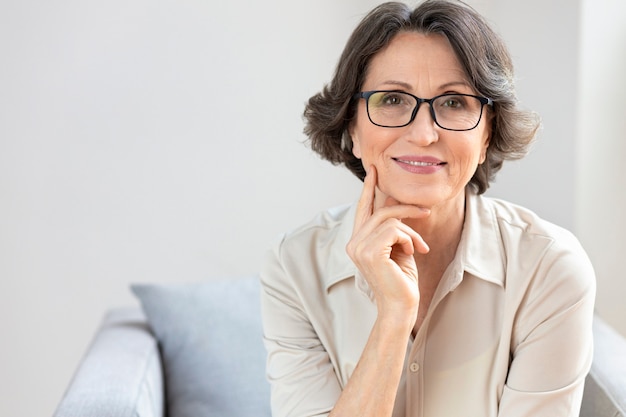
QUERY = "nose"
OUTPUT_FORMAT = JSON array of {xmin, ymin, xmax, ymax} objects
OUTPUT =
[{"xmin": 404, "ymin": 102, "xmax": 438, "ymax": 146}]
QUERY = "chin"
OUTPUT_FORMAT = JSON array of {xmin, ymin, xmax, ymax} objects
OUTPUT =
[
  {"xmin": 389, "ymin": 182, "xmax": 462, "ymax": 209},
  {"xmin": 401, "ymin": 196, "xmax": 437, "ymax": 209},
  {"xmin": 384, "ymin": 186, "xmax": 441, "ymax": 208}
]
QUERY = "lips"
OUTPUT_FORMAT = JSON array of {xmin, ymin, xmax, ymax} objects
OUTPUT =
[
  {"xmin": 392, "ymin": 156, "xmax": 446, "ymax": 174},
  {"xmin": 393, "ymin": 156, "xmax": 446, "ymax": 166}
]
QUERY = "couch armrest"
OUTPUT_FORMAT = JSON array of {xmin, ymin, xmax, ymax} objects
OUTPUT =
[
  {"xmin": 581, "ymin": 314, "xmax": 626, "ymax": 417},
  {"xmin": 54, "ymin": 308, "xmax": 165, "ymax": 417}
]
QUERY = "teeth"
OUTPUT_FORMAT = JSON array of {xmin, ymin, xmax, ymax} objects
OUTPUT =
[{"xmin": 398, "ymin": 159, "xmax": 438, "ymax": 166}]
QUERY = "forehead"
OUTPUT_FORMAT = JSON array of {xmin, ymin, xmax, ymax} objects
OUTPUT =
[{"xmin": 363, "ymin": 31, "xmax": 468, "ymax": 90}]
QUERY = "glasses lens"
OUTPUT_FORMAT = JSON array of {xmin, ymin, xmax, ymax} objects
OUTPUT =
[
  {"xmin": 431, "ymin": 94, "xmax": 484, "ymax": 130},
  {"xmin": 365, "ymin": 92, "xmax": 486, "ymax": 130},
  {"xmin": 366, "ymin": 91, "xmax": 416, "ymax": 127}
]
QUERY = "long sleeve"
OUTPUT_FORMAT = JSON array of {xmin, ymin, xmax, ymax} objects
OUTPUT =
[
  {"xmin": 260, "ymin": 239, "xmax": 342, "ymax": 417},
  {"xmin": 498, "ymin": 228, "xmax": 596, "ymax": 416}
]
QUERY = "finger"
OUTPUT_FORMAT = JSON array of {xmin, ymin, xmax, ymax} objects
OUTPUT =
[
  {"xmin": 380, "ymin": 205, "xmax": 430, "ymax": 254},
  {"xmin": 371, "ymin": 204, "xmax": 431, "ymax": 224},
  {"xmin": 392, "ymin": 228, "xmax": 417, "ymax": 257},
  {"xmin": 381, "ymin": 195, "xmax": 430, "ymax": 215},
  {"xmin": 350, "ymin": 199, "xmax": 430, "ymax": 254},
  {"xmin": 412, "ymin": 232, "xmax": 430, "ymax": 254},
  {"xmin": 392, "ymin": 220, "xmax": 430, "ymax": 255},
  {"xmin": 354, "ymin": 165, "xmax": 377, "ymax": 230}
]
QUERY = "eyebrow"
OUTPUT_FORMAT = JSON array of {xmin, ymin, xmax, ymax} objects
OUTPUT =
[
  {"xmin": 379, "ymin": 80, "xmax": 413, "ymax": 90},
  {"xmin": 378, "ymin": 80, "xmax": 472, "ymax": 92},
  {"xmin": 438, "ymin": 81, "xmax": 473, "ymax": 91}
]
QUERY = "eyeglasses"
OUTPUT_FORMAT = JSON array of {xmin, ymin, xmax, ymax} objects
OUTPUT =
[{"xmin": 353, "ymin": 90, "xmax": 493, "ymax": 131}]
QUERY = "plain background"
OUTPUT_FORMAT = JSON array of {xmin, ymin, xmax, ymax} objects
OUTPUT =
[{"xmin": 0, "ymin": 0, "xmax": 624, "ymax": 416}]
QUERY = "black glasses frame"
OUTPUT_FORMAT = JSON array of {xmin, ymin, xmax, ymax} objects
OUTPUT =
[{"xmin": 353, "ymin": 90, "xmax": 494, "ymax": 131}]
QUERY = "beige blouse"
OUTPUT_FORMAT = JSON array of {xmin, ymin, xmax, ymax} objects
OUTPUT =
[{"xmin": 260, "ymin": 191, "xmax": 596, "ymax": 417}]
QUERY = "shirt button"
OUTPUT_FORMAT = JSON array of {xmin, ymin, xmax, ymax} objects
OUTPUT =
[{"xmin": 409, "ymin": 362, "xmax": 420, "ymax": 373}]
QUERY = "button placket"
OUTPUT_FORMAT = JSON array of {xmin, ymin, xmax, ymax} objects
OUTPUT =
[{"xmin": 406, "ymin": 337, "xmax": 425, "ymax": 416}]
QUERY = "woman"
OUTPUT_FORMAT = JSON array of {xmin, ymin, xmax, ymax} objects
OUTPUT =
[{"xmin": 260, "ymin": 1, "xmax": 595, "ymax": 416}]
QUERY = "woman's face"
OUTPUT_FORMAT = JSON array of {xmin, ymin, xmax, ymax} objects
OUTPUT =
[{"xmin": 350, "ymin": 31, "xmax": 491, "ymax": 210}]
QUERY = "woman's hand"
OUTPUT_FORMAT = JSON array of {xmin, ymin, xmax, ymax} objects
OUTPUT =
[{"xmin": 346, "ymin": 165, "xmax": 430, "ymax": 321}]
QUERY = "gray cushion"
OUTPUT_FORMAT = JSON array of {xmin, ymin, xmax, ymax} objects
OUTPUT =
[
  {"xmin": 53, "ymin": 308, "xmax": 164, "ymax": 417},
  {"xmin": 580, "ymin": 315, "xmax": 626, "ymax": 417},
  {"xmin": 132, "ymin": 276, "xmax": 271, "ymax": 417}
]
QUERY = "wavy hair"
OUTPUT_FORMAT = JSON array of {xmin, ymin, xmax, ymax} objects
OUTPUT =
[{"xmin": 303, "ymin": 0, "xmax": 540, "ymax": 194}]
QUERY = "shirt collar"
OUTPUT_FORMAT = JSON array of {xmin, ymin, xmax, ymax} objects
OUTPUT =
[
  {"xmin": 461, "ymin": 191, "xmax": 506, "ymax": 287},
  {"xmin": 322, "ymin": 190, "xmax": 506, "ymax": 294}
]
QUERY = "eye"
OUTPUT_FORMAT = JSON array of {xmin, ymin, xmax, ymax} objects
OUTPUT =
[
  {"xmin": 381, "ymin": 93, "xmax": 405, "ymax": 106},
  {"xmin": 441, "ymin": 96, "xmax": 464, "ymax": 108}
]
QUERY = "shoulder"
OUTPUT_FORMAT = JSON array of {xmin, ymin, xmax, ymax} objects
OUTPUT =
[
  {"xmin": 280, "ymin": 204, "xmax": 353, "ymax": 247},
  {"xmin": 483, "ymin": 196, "xmax": 586, "ymax": 258},
  {"xmin": 261, "ymin": 203, "xmax": 356, "ymax": 292},
  {"xmin": 272, "ymin": 204, "xmax": 354, "ymax": 265},
  {"xmin": 477, "ymin": 195, "xmax": 595, "ymax": 297},
  {"xmin": 475, "ymin": 197, "xmax": 597, "ymax": 355}
]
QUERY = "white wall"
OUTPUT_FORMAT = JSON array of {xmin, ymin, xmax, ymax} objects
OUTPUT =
[
  {"xmin": 577, "ymin": 0, "xmax": 626, "ymax": 336},
  {"xmin": 0, "ymin": 1, "xmax": 622, "ymax": 416},
  {"xmin": 0, "ymin": 1, "xmax": 374, "ymax": 415},
  {"xmin": 478, "ymin": 0, "xmax": 580, "ymax": 232},
  {"xmin": 478, "ymin": 0, "xmax": 626, "ymax": 338}
]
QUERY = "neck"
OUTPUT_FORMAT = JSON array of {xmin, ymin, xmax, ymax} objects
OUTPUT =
[{"xmin": 404, "ymin": 192, "xmax": 466, "ymax": 270}]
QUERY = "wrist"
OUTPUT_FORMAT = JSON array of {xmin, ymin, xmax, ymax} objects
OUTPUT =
[{"xmin": 376, "ymin": 305, "xmax": 417, "ymax": 335}]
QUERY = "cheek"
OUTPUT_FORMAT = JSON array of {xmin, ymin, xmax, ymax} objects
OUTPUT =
[{"xmin": 449, "ymin": 139, "xmax": 485, "ymax": 176}]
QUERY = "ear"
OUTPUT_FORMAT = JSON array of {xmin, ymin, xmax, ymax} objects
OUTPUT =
[
  {"xmin": 349, "ymin": 123, "xmax": 362, "ymax": 159},
  {"xmin": 479, "ymin": 115, "xmax": 492, "ymax": 164},
  {"xmin": 479, "ymin": 135, "xmax": 489, "ymax": 164}
]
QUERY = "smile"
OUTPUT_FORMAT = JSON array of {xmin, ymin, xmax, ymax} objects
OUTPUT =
[
  {"xmin": 392, "ymin": 157, "xmax": 446, "ymax": 174},
  {"xmin": 394, "ymin": 158, "xmax": 445, "ymax": 166}
]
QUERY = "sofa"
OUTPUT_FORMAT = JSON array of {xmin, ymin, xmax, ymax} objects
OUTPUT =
[{"xmin": 54, "ymin": 275, "xmax": 626, "ymax": 417}]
